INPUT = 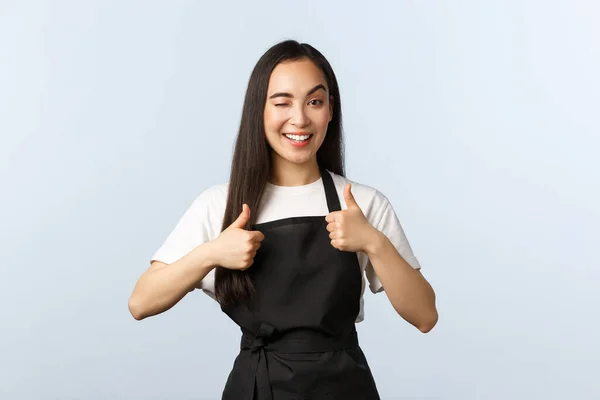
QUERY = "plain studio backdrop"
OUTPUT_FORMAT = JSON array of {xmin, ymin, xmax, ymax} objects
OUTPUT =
[{"xmin": 1, "ymin": 1, "xmax": 598, "ymax": 399}]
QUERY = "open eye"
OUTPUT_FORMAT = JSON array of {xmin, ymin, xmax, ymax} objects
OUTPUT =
[{"xmin": 309, "ymin": 99, "xmax": 323, "ymax": 106}]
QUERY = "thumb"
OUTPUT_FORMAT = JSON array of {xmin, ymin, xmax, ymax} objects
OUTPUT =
[
  {"xmin": 344, "ymin": 183, "xmax": 358, "ymax": 209},
  {"xmin": 230, "ymin": 204, "xmax": 250, "ymax": 229}
]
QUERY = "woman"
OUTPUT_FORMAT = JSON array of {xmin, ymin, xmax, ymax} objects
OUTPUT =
[{"xmin": 128, "ymin": 39, "xmax": 438, "ymax": 400}]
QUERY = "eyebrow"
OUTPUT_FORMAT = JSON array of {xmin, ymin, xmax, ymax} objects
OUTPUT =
[{"xmin": 268, "ymin": 84, "xmax": 327, "ymax": 99}]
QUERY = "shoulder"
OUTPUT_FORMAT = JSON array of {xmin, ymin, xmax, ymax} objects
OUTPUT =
[
  {"xmin": 179, "ymin": 182, "xmax": 229, "ymax": 235},
  {"xmin": 193, "ymin": 182, "xmax": 229, "ymax": 210},
  {"xmin": 150, "ymin": 182, "xmax": 229, "ymax": 265}
]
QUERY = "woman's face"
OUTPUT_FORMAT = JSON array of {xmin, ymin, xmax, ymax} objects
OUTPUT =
[{"xmin": 263, "ymin": 58, "xmax": 333, "ymax": 167}]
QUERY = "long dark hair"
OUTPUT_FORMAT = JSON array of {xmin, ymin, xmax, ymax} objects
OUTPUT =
[{"xmin": 214, "ymin": 39, "xmax": 345, "ymax": 307}]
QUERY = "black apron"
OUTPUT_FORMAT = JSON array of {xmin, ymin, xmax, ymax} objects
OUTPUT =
[{"xmin": 220, "ymin": 167, "xmax": 381, "ymax": 400}]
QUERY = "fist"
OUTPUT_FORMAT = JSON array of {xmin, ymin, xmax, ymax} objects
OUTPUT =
[
  {"xmin": 213, "ymin": 204, "xmax": 264, "ymax": 270},
  {"xmin": 325, "ymin": 183, "xmax": 376, "ymax": 252}
]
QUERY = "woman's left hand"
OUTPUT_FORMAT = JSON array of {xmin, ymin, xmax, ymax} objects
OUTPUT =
[{"xmin": 325, "ymin": 184, "xmax": 379, "ymax": 253}]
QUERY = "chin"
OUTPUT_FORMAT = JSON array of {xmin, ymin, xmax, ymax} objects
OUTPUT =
[{"xmin": 283, "ymin": 153, "xmax": 315, "ymax": 165}]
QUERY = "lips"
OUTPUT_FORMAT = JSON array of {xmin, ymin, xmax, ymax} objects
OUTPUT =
[{"xmin": 283, "ymin": 133, "xmax": 313, "ymax": 147}]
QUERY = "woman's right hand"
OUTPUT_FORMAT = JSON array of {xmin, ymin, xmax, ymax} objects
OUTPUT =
[{"xmin": 210, "ymin": 204, "xmax": 265, "ymax": 270}]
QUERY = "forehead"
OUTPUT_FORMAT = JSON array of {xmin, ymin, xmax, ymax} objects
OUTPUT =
[{"xmin": 267, "ymin": 59, "xmax": 328, "ymax": 94}]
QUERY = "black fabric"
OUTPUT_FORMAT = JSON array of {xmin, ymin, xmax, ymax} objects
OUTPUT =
[{"xmin": 220, "ymin": 167, "xmax": 380, "ymax": 399}]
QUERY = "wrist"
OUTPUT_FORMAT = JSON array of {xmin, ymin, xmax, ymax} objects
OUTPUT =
[
  {"xmin": 191, "ymin": 240, "xmax": 219, "ymax": 272},
  {"xmin": 364, "ymin": 228, "xmax": 386, "ymax": 256},
  {"xmin": 206, "ymin": 239, "xmax": 222, "ymax": 268}
]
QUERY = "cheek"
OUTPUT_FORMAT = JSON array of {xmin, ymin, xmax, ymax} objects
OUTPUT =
[
  {"xmin": 264, "ymin": 107, "xmax": 287, "ymax": 132},
  {"xmin": 312, "ymin": 110, "xmax": 331, "ymax": 130}
]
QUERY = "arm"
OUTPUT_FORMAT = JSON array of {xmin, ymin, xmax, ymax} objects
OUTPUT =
[
  {"xmin": 127, "ymin": 241, "xmax": 217, "ymax": 320},
  {"xmin": 365, "ymin": 231, "xmax": 438, "ymax": 333},
  {"xmin": 128, "ymin": 203, "xmax": 264, "ymax": 321},
  {"xmin": 326, "ymin": 183, "xmax": 438, "ymax": 333}
]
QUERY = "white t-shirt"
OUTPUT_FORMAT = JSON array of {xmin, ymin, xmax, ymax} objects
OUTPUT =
[{"xmin": 151, "ymin": 170, "xmax": 421, "ymax": 323}]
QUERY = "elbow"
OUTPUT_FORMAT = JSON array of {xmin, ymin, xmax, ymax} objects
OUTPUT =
[
  {"xmin": 128, "ymin": 295, "xmax": 147, "ymax": 321},
  {"xmin": 417, "ymin": 310, "xmax": 438, "ymax": 333}
]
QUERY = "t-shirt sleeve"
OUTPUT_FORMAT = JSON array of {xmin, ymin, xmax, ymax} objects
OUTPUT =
[
  {"xmin": 365, "ymin": 193, "xmax": 422, "ymax": 294},
  {"xmin": 150, "ymin": 191, "xmax": 214, "ymax": 266}
]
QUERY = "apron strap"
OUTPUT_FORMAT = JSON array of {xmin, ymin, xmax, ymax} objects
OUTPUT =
[{"xmin": 320, "ymin": 166, "xmax": 341, "ymax": 213}]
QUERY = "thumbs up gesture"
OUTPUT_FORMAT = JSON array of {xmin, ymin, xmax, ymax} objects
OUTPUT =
[
  {"xmin": 325, "ymin": 184, "xmax": 377, "ymax": 253},
  {"xmin": 212, "ymin": 204, "xmax": 265, "ymax": 270}
]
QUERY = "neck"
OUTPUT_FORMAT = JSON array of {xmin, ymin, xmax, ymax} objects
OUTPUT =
[{"xmin": 269, "ymin": 156, "xmax": 321, "ymax": 186}]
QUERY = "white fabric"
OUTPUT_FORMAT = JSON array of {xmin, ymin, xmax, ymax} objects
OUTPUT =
[{"xmin": 151, "ymin": 170, "xmax": 421, "ymax": 323}]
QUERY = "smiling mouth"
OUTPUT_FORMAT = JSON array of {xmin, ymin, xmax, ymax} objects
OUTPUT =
[{"xmin": 283, "ymin": 133, "xmax": 312, "ymax": 142}]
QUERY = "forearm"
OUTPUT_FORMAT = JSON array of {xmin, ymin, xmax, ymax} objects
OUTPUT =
[
  {"xmin": 365, "ymin": 230, "xmax": 438, "ymax": 333},
  {"xmin": 128, "ymin": 241, "xmax": 217, "ymax": 320}
]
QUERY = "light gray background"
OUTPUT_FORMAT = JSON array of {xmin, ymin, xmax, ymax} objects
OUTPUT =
[{"xmin": 1, "ymin": 1, "xmax": 598, "ymax": 399}]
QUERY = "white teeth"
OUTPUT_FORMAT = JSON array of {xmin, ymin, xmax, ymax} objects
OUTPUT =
[{"xmin": 285, "ymin": 134, "xmax": 311, "ymax": 141}]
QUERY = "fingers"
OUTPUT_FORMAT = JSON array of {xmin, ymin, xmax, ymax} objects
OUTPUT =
[
  {"xmin": 236, "ymin": 230, "xmax": 263, "ymax": 270},
  {"xmin": 250, "ymin": 230, "xmax": 265, "ymax": 242},
  {"xmin": 327, "ymin": 220, "xmax": 345, "ymax": 251},
  {"xmin": 344, "ymin": 183, "xmax": 358, "ymax": 209},
  {"xmin": 327, "ymin": 222, "xmax": 342, "ymax": 242},
  {"xmin": 325, "ymin": 211, "xmax": 339, "ymax": 223},
  {"xmin": 248, "ymin": 231, "xmax": 263, "ymax": 253},
  {"xmin": 330, "ymin": 239, "xmax": 340, "ymax": 250},
  {"xmin": 231, "ymin": 203, "xmax": 251, "ymax": 229},
  {"xmin": 240, "ymin": 258, "xmax": 254, "ymax": 271},
  {"xmin": 238, "ymin": 243, "xmax": 260, "ymax": 270}
]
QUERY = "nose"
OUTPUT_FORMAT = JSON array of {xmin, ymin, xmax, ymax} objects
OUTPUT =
[{"xmin": 289, "ymin": 104, "xmax": 309, "ymax": 127}]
